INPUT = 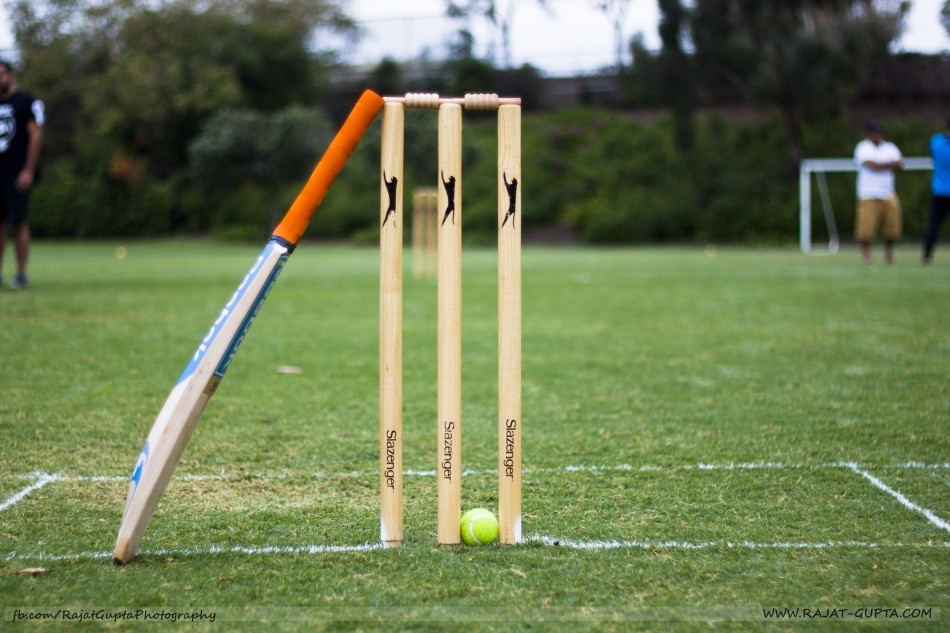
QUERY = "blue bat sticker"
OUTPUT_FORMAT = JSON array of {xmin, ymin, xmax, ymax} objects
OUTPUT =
[{"xmin": 177, "ymin": 240, "xmax": 289, "ymax": 385}]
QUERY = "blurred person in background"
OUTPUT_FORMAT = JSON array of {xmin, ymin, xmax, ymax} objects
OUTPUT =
[
  {"xmin": 922, "ymin": 116, "xmax": 950, "ymax": 264},
  {"xmin": 0, "ymin": 60, "xmax": 44, "ymax": 289},
  {"xmin": 854, "ymin": 120, "xmax": 903, "ymax": 265}
]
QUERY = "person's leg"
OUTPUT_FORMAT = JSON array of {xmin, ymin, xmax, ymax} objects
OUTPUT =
[
  {"xmin": 922, "ymin": 197, "xmax": 940, "ymax": 263},
  {"xmin": 0, "ymin": 219, "xmax": 5, "ymax": 284},
  {"xmin": 923, "ymin": 196, "xmax": 950, "ymax": 263},
  {"xmin": 14, "ymin": 221, "xmax": 29, "ymax": 281},
  {"xmin": 0, "ymin": 182, "xmax": 15, "ymax": 284},
  {"xmin": 882, "ymin": 196, "xmax": 902, "ymax": 265},
  {"xmin": 855, "ymin": 200, "xmax": 875, "ymax": 264},
  {"xmin": 6, "ymin": 183, "xmax": 31, "ymax": 287}
]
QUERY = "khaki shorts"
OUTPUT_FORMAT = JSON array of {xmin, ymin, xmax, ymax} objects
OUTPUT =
[{"xmin": 855, "ymin": 196, "xmax": 902, "ymax": 242}]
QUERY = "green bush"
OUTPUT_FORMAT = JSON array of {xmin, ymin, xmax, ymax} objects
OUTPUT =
[
  {"xmin": 28, "ymin": 106, "xmax": 939, "ymax": 245},
  {"xmin": 31, "ymin": 166, "xmax": 175, "ymax": 238},
  {"xmin": 30, "ymin": 164, "xmax": 84, "ymax": 237},
  {"xmin": 207, "ymin": 182, "xmax": 280, "ymax": 242}
]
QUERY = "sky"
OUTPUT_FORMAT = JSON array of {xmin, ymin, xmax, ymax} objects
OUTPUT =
[
  {"xmin": 0, "ymin": 0, "xmax": 947, "ymax": 76},
  {"xmin": 337, "ymin": 0, "xmax": 949, "ymax": 74}
]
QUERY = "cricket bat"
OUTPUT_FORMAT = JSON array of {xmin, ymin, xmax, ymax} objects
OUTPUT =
[{"xmin": 113, "ymin": 90, "xmax": 384, "ymax": 565}]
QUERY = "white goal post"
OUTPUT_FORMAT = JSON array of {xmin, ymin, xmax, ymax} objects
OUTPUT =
[{"xmin": 799, "ymin": 157, "xmax": 933, "ymax": 254}]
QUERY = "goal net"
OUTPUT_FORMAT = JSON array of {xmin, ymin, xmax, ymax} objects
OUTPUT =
[{"xmin": 799, "ymin": 157, "xmax": 933, "ymax": 254}]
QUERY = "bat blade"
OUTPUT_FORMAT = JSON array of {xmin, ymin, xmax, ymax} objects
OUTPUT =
[
  {"xmin": 114, "ymin": 90, "xmax": 383, "ymax": 565},
  {"xmin": 114, "ymin": 241, "xmax": 289, "ymax": 564}
]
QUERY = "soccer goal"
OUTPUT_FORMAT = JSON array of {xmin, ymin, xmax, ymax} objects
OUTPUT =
[{"xmin": 799, "ymin": 157, "xmax": 933, "ymax": 254}]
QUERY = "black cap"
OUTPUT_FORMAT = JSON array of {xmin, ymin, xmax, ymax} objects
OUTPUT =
[{"xmin": 866, "ymin": 120, "xmax": 881, "ymax": 132}]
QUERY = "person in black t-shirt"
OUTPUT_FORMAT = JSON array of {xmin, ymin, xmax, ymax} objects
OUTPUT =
[{"xmin": 0, "ymin": 60, "xmax": 44, "ymax": 289}]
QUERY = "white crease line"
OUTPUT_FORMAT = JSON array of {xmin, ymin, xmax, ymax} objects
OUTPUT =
[
  {"xmin": 897, "ymin": 462, "xmax": 950, "ymax": 469},
  {"xmin": 555, "ymin": 462, "xmax": 847, "ymax": 473},
  {"xmin": 523, "ymin": 535, "xmax": 950, "ymax": 550},
  {"xmin": 0, "ymin": 473, "xmax": 61, "ymax": 512},
  {"xmin": 845, "ymin": 462, "xmax": 950, "ymax": 534},
  {"xmin": 5, "ymin": 537, "xmax": 947, "ymax": 562},
  {"xmin": 4, "ymin": 543, "xmax": 384, "ymax": 562}
]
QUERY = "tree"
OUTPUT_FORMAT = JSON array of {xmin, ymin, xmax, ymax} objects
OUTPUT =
[
  {"xmin": 657, "ymin": 0, "xmax": 693, "ymax": 149},
  {"xmin": 8, "ymin": 0, "xmax": 354, "ymax": 235},
  {"xmin": 689, "ymin": 0, "xmax": 909, "ymax": 165},
  {"xmin": 371, "ymin": 57, "xmax": 404, "ymax": 97},
  {"xmin": 10, "ymin": 0, "xmax": 351, "ymax": 172},
  {"xmin": 443, "ymin": 29, "xmax": 498, "ymax": 95},
  {"xmin": 188, "ymin": 105, "xmax": 332, "ymax": 232},
  {"xmin": 592, "ymin": 0, "xmax": 634, "ymax": 69},
  {"xmin": 447, "ymin": 0, "xmax": 549, "ymax": 69},
  {"xmin": 77, "ymin": 7, "xmax": 245, "ymax": 178},
  {"xmin": 623, "ymin": 35, "xmax": 665, "ymax": 105},
  {"xmin": 942, "ymin": 0, "xmax": 950, "ymax": 36}
]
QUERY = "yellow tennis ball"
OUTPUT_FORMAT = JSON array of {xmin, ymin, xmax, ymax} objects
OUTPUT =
[{"xmin": 460, "ymin": 508, "xmax": 499, "ymax": 546}]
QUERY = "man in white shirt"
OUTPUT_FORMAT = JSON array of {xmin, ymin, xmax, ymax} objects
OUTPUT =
[{"xmin": 854, "ymin": 120, "xmax": 903, "ymax": 264}]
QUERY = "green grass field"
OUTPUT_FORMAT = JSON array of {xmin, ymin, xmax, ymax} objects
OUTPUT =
[{"xmin": 1, "ymin": 242, "xmax": 948, "ymax": 630}]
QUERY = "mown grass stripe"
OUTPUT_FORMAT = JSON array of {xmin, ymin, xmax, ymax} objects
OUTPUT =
[{"xmin": 8, "ymin": 461, "xmax": 949, "ymax": 485}]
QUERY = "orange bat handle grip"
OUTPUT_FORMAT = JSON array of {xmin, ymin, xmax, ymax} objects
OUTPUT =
[{"xmin": 272, "ymin": 90, "xmax": 384, "ymax": 246}]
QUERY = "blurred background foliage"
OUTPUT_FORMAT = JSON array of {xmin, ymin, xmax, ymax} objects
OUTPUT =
[{"xmin": 6, "ymin": 0, "xmax": 943, "ymax": 244}]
